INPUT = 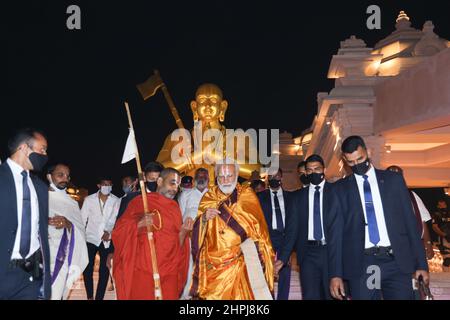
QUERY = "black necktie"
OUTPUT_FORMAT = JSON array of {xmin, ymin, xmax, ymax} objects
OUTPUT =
[
  {"xmin": 20, "ymin": 170, "xmax": 32, "ymax": 259},
  {"xmin": 363, "ymin": 175, "xmax": 380, "ymax": 245},
  {"xmin": 272, "ymin": 191, "xmax": 284, "ymax": 232},
  {"xmin": 313, "ymin": 185, "xmax": 323, "ymax": 240}
]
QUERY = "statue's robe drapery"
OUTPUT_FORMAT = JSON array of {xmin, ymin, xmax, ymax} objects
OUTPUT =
[
  {"xmin": 190, "ymin": 184, "xmax": 274, "ymax": 300},
  {"xmin": 112, "ymin": 192, "xmax": 189, "ymax": 300},
  {"xmin": 156, "ymin": 125, "xmax": 261, "ymax": 182},
  {"xmin": 48, "ymin": 191, "xmax": 88, "ymax": 300}
]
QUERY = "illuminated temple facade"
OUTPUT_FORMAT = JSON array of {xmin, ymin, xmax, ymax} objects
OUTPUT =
[{"xmin": 281, "ymin": 11, "xmax": 450, "ymax": 189}]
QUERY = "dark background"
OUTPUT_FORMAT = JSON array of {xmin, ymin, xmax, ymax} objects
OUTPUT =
[{"xmin": 5, "ymin": 1, "xmax": 450, "ymax": 207}]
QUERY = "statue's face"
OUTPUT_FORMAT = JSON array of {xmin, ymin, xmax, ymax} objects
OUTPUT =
[
  {"xmin": 191, "ymin": 84, "xmax": 228, "ymax": 123},
  {"xmin": 196, "ymin": 93, "xmax": 221, "ymax": 121}
]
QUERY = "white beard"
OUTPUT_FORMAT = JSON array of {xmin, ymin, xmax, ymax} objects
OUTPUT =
[{"xmin": 218, "ymin": 180, "xmax": 237, "ymax": 195}]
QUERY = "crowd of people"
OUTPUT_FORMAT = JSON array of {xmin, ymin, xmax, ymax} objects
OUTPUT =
[{"xmin": 0, "ymin": 128, "xmax": 448, "ymax": 300}]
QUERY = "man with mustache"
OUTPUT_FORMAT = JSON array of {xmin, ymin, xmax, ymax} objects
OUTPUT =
[
  {"xmin": 190, "ymin": 159, "xmax": 274, "ymax": 300},
  {"xmin": 112, "ymin": 168, "xmax": 192, "ymax": 299},
  {"xmin": 46, "ymin": 163, "xmax": 88, "ymax": 299}
]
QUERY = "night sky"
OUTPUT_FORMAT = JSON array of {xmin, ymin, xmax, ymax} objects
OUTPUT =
[{"xmin": 5, "ymin": 1, "xmax": 450, "ymax": 194}]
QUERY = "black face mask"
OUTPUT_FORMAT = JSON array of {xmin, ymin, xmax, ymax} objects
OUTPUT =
[
  {"xmin": 350, "ymin": 158, "xmax": 371, "ymax": 176},
  {"xmin": 308, "ymin": 172, "xmax": 324, "ymax": 185},
  {"xmin": 146, "ymin": 181, "xmax": 157, "ymax": 192},
  {"xmin": 268, "ymin": 179, "xmax": 281, "ymax": 189},
  {"xmin": 29, "ymin": 152, "xmax": 48, "ymax": 172},
  {"xmin": 299, "ymin": 174, "xmax": 310, "ymax": 185}
]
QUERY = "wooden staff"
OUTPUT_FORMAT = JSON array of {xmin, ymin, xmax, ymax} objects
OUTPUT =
[{"xmin": 124, "ymin": 101, "xmax": 163, "ymax": 300}]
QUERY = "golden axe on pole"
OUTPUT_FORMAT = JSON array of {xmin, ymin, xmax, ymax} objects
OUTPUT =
[{"xmin": 136, "ymin": 70, "xmax": 194, "ymax": 170}]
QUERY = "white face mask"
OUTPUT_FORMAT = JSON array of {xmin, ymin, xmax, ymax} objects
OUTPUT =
[
  {"xmin": 100, "ymin": 185, "xmax": 112, "ymax": 195},
  {"xmin": 48, "ymin": 176, "xmax": 67, "ymax": 193},
  {"xmin": 51, "ymin": 182, "xmax": 67, "ymax": 193}
]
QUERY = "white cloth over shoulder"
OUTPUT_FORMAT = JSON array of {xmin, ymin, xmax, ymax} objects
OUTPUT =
[
  {"xmin": 240, "ymin": 238, "xmax": 273, "ymax": 300},
  {"xmin": 49, "ymin": 190, "xmax": 89, "ymax": 300}
]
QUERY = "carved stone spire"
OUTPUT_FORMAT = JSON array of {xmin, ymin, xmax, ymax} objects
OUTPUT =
[{"xmin": 395, "ymin": 10, "xmax": 412, "ymax": 30}]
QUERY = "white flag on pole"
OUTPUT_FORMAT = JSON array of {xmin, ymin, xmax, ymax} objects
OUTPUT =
[{"xmin": 121, "ymin": 128, "xmax": 137, "ymax": 164}]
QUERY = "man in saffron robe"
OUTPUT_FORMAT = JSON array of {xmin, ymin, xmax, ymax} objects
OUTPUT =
[
  {"xmin": 190, "ymin": 159, "xmax": 275, "ymax": 300},
  {"xmin": 112, "ymin": 168, "xmax": 192, "ymax": 300}
]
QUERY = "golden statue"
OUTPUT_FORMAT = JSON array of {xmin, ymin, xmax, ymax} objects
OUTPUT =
[{"xmin": 156, "ymin": 83, "xmax": 260, "ymax": 183}]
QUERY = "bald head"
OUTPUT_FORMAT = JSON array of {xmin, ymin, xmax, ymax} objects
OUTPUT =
[{"xmin": 195, "ymin": 83, "xmax": 223, "ymax": 99}]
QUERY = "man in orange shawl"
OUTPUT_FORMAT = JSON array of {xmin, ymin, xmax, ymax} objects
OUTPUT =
[
  {"xmin": 112, "ymin": 168, "xmax": 192, "ymax": 300},
  {"xmin": 190, "ymin": 160, "xmax": 275, "ymax": 300}
]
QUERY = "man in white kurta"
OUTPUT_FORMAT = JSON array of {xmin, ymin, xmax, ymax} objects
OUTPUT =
[
  {"xmin": 81, "ymin": 177, "xmax": 120, "ymax": 300},
  {"xmin": 179, "ymin": 168, "xmax": 209, "ymax": 299},
  {"xmin": 47, "ymin": 164, "xmax": 88, "ymax": 300}
]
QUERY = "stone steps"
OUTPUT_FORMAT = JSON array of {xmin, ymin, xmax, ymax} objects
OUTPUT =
[
  {"xmin": 67, "ymin": 269, "xmax": 450, "ymax": 300},
  {"xmin": 273, "ymin": 270, "xmax": 450, "ymax": 300}
]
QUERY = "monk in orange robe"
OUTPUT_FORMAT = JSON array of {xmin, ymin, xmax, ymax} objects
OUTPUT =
[
  {"xmin": 112, "ymin": 168, "xmax": 192, "ymax": 300},
  {"xmin": 190, "ymin": 161, "xmax": 275, "ymax": 300}
]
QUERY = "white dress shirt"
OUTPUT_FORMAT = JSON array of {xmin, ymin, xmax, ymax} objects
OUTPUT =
[
  {"xmin": 7, "ymin": 158, "xmax": 40, "ymax": 259},
  {"xmin": 270, "ymin": 188, "xmax": 286, "ymax": 230},
  {"xmin": 182, "ymin": 187, "xmax": 208, "ymax": 220},
  {"xmin": 81, "ymin": 191, "xmax": 120, "ymax": 248},
  {"xmin": 354, "ymin": 166, "xmax": 391, "ymax": 248},
  {"xmin": 308, "ymin": 179, "xmax": 326, "ymax": 241}
]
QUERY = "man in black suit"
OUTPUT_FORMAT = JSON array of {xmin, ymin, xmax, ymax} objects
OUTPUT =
[
  {"xmin": 257, "ymin": 168, "xmax": 296, "ymax": 300},
  {"xmin": 297, "ymin": 160, "xmax": 310, "ymax": 188},
  {"xmin": 0, "ymin": 128, "xmax": 51, "ymax": 299},
  {"xmin": 292, "ymin": 154, "xmax": 341, "ymax": 300},
  {"xmin": 329, "ymin": 136, "xmax": 429, "ymax": 300}
]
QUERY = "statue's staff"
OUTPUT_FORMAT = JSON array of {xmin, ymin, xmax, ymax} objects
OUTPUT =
[
  {"xmin": 122, "ymin": 101, "xmax": 163, "ymax": 300},
  {"xmin": 137, "ymin": 70, "xmax": 194, "ymax": 170}
]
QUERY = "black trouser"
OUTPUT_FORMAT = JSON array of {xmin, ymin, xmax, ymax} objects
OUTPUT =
[
  {"xmin": 347, "ymin": 252, "xmax": 414, "ymax": 300},
  {"xmin": 83, "ymin": 242, "xmax": 111, "ymax": 300},
  {"xmin": 270, "ymin": 232, "xmax": 291, "ymax": 300},
  {"xmin": 299, "ymin": 245, "xmax": 331, "ymax": 300}
]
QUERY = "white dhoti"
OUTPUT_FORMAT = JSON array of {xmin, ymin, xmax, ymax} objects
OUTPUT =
[
  {"xmin": 181, "ymin": 245, "xmax": 195, "ymax": 299},
  {"xmin": 179, "ymin": 188, "xmax": 208, "ymax": 299},
  {"xmin": 49, "ymin": 191, "xmax": 89, "ymax": 300}
]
